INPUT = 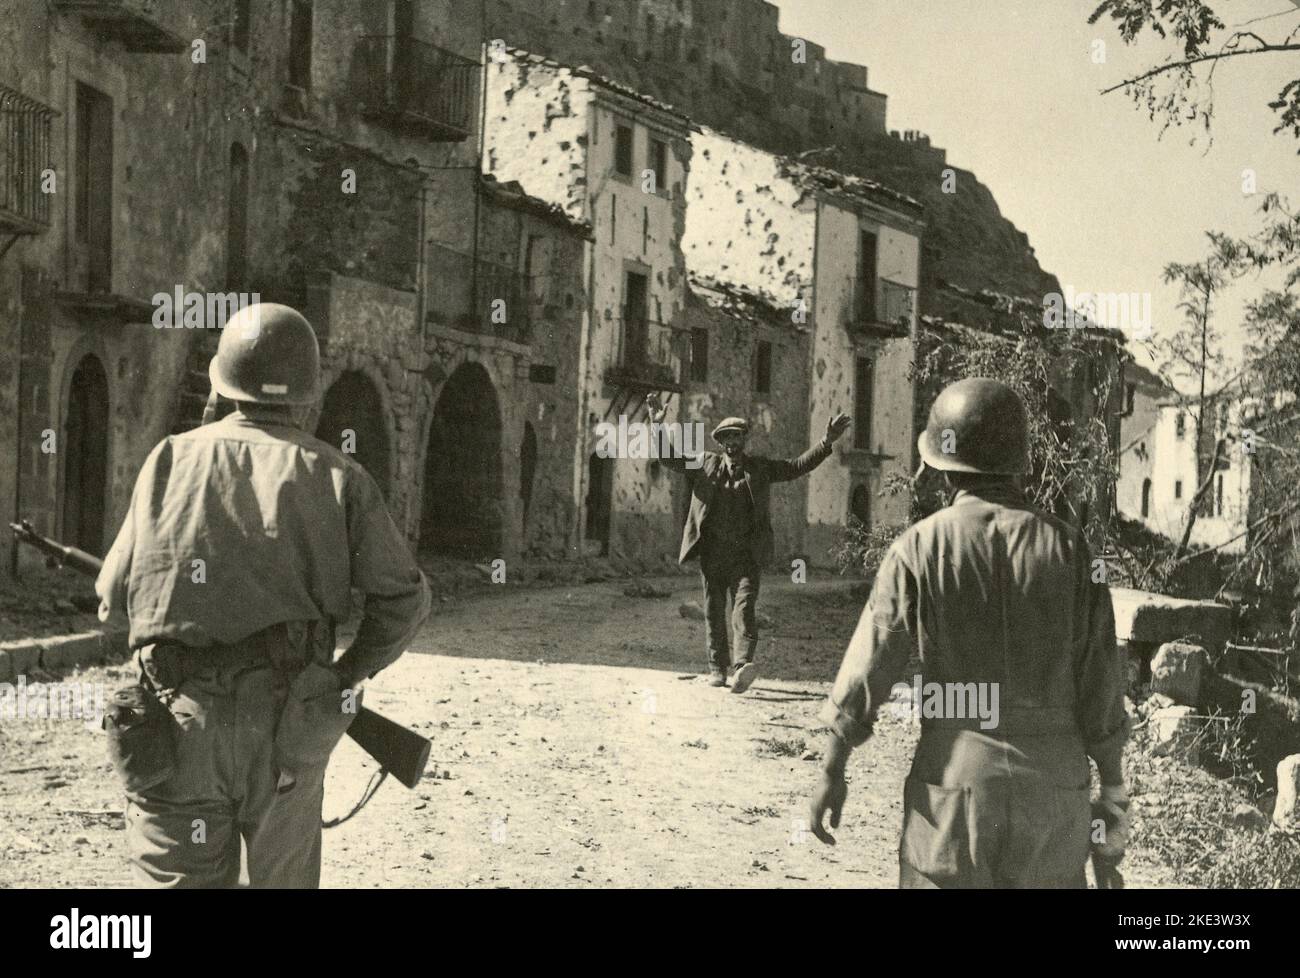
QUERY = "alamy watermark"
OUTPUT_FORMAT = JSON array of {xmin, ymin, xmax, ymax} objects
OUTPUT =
[
  {"xmin": 151, "ymin": 287, "xmax": 261, "ymax": 330},
  {"xmin": 887, "ymin": 674, "xmax": 1000, "ymax": 730},
  {"xmin": 1043, "ymin": 285, "xmax": 1152, "ymax": 340},
  {"xmin": 594, "ymin": 417, "xmax": 706, "ymax": 469},
  {"xmin": 0, "ymin": 675, "xmax": 105, "ymax": 730}
]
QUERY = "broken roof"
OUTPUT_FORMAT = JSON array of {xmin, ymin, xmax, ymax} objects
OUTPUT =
[
  {"xmin": 480, "ymin": 173, "xmax": 593, "ymax": 239},
  {"xmin": 502, "ymin": 46, "xmax": 697, "ymax": 128},
  {"xmin": 777, "ymin": 157, "xmax": 924, "ymax": 220},
  {"xmin": 688, "ymin": 271, "xmax": 806, "ymax": 332}
]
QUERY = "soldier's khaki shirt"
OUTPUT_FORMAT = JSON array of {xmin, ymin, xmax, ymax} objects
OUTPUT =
[
  {"xmin": 96, "ymin": 408, "xmax": 431, "ymax": 682},
  {"xmin": 821, "ymin": 484, "xmax": 1127, "ymax": 784}
]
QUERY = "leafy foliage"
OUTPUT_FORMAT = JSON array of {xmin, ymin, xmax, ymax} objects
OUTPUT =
[{"xmin": 1090, "ymin": 0, "xmax": 1300, "ymax": 149}]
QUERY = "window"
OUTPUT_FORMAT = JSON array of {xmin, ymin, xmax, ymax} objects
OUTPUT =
[
  {"xmin": 1175, "ymin": 412, "xmax": 1185, "ymax": 439},
  {"xmin": 614, "ymin": 123, "xmax": 634, "ymax": 177},
  {"xmin": 850, "ymin": 484, "xmax": 871, "ymax": 527},
  {"xmin": 755, "ymin": 340, "xmax": 772, "ymax": 394},
  {"xmin": 1174, "ymin": 480, "xmax": 1183, "ymax": 500},
  {"xmin": 857, "ymin": 230, "xmax": 878, "ymax": 323},
  {"xmin": 687, "ymin": 327, "xmax": 709, "ymax": 382},
  {"xmin": 1140, "ymin": 478, "xmax": 1151, "ymax": 518},
  {"xmin": 854, "ymin": 357, "xmax": 874, "ymax": 450},
  {"xmin": 288, "ymin": 0, "xmax": 313, "ymax": 91},
  {"xmin": 1124, "ymin": 383, "xmax": 1135, "ymax": 416},
  {"xmin": 233, "ymin": 0, "xmax": 252, "ymax": 54},
  {"xmin": 226, "ymin": 143, "xmax": 250, "ymax": 289},
  {"xmin": 649, "ymin": 137, "xmax": 668, "ymax": 194},
  {"xmin": 623, "ymin": 270, "xmax": 648, "ymax": 365},
  {"xmin": 0, "ymin": 83, "xmax": 56, "ymax": 233},
  {"xmin": 74, "ymin": 82, "xmax": 113, "ymax": 293}
]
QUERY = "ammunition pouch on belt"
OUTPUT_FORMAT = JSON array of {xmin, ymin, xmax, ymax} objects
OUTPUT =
[
  {"xmin": 109, "ymin": 620, "xmax": 349, "ymax": 795},
  {"xmin": 104, "ymin": 684, "xmax": 176, "ymax": 794}
]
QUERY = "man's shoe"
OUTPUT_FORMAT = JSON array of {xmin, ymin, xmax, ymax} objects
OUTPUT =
[
  {"xmin": 704, "ymin": 668, "xmax": 727, "ymax": 687},
  {"xmin": 730, "ymin": 661, "xmax": 759, "ymax": 694}
]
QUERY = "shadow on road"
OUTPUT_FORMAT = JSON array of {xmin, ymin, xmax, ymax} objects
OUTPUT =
[{"xmin": 374, "ymin": 572, "xmax": 869, "ymax": 686}]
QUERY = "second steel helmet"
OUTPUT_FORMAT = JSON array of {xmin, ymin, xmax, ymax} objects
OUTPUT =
[
  {"xmin": 209, "ymin": 303, "xmax": 321, "ymax": 405},
  {"xmin": 917, "ymin": 377, "xmax": 1031, "ymax": 475}
]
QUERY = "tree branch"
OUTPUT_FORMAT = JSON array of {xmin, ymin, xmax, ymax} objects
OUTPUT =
[{"xmin": 1099, "ymin": 42, "xmax": 1300, "ymax": 96}]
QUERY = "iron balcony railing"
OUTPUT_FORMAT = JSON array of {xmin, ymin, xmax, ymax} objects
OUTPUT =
[
  {"xmin": 0, "ymin": 84, "xmax": 57, "ymax": 234},
  {"xmin": 356, "ymin": 35, "xmax": 477, "ymax": 142},
  {"xmin": 425, "ymin": 243, "xmax": 532, "ymax": 342},
  {"xmin": 53, "ymin": 0, "xmax": 187, "ymax": 53},
  {"xmin": 606, "ymin": 317, "xmax": 687, "ymax": 391},
  {"xmin": 848, "ymin": 276, "xmax": 915, "ymax": 338}
]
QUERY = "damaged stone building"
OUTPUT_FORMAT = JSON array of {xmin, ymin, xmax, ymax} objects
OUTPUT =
[
  {"xmin": 1, "ymin": 0, "xmax": 217, "ymax": 575},
  {"xmin": 483, "ymin": 47, "xmax": 696, "ymax": 562},
  {"xmin": 2, "ymin": 0, "xmax": 592, "ymax": 579},
  {"xmin": 683, "ymin": 128, "xmax": 924, "ymax": 558}
]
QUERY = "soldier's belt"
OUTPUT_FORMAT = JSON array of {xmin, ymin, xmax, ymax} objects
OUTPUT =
[
  {"xmin": 140, "ymin": 620, "xmax": 334, "ymax": 690},
  {"xmin": 921, "ymin": 706, "xmax": 1078, "ymax": 736}
]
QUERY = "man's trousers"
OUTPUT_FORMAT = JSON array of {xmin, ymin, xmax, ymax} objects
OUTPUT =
[
  {"xmin": 699, "ymin": 545, "xmax": 761, "ymax": 672},
  {"xmin": 897, "ymin": 725, "xmax": 1093, "ymax": 889},
  {"xmin": 120, "ymin": 627, "xmax": 349, "ymax": 888}
]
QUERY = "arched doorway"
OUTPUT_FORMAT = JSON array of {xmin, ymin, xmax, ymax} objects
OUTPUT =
[
  {"xmin": 420, "ymin": 362, "xmax": 503, "ymax": 557},
  {"xmin": 315, "ymin": 370, "xmax": 392, "ymax": 498},
  {"xmin": 520, "ymin": 421, "xmax": 537, "ymax": 535},
  {"xmin": 584, "ymin": 452, "xmax": 613, "ymax": 556},
  {"xmin": 62, "ymin": 354, "xmax": 109, "ymax": 555}
]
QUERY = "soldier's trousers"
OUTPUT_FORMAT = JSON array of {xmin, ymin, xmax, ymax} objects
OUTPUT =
[
  {"xmin": 700, "ymin": 544, "xmax": 760, "ymax": 672},
  {"xmin": 898, "ymin": 725, "xmax": 1093, "ymax": 889},
  {"xmin": 121, "ymin": 630, "xmax": 348, "ymax": 888}
]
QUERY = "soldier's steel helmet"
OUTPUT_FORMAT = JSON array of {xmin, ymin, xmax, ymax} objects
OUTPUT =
[
  {"xmin": 209, "ymin": 303, "xmax": 321, "ymax": 405},
  {"xmin": 917, "ymin": 377, "xmax": 1031, "ymax": 475}
]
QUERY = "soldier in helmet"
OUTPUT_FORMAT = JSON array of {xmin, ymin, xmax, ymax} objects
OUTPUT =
[
  {"xmin": 808, "ymin": 378, "xmax": 1130, "ymax": 887},
  {"xmin": 96, "ymin": 303, "xmax": 431, "ymax": 888},
  {"xmin": 645, "ymin": 393, "xmax": 851, "ymax": 692}
]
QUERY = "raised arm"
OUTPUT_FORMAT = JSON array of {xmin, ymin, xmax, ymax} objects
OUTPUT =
[
  {"xmin": 766, "ymin": 412, "xmax": 852, "ymax": 482},
  {"xmin": 644, "ymin": 393, "xmax": 703, "ymax": 476}
]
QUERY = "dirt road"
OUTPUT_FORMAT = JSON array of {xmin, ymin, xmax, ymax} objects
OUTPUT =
[{"xmin": 0, "ymin": 573, "xmax": 1177, "ymax": 888}]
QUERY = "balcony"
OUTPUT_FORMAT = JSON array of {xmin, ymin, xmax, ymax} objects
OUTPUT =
[
  {"xmin": 846, "ymin": 277, "xmax": 915, "ymax": 340},
  {"xmin": 356, "ymin": 36, "xmax": 477, "ymax": 142},
  {"xmin": 0, "ymin": 85, "xmax": 57, "ymax": 235},
  {"xmin": 53, "ymin": 0, "xmax": 187, "ymax": 53},
  {"xmin": 425, "ymin": 243, "xmax": 532, "ymax": 343},
  {"xmin": 605, "ymin": 318, "xmax": 687, "ymax": 393}
]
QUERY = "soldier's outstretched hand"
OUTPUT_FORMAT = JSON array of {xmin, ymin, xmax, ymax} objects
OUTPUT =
[
  {"xmin": 809, "ymin": 771, "xmax": 848, "ymax": 845},
  {"xmin": 826, "ymin": 412, "xmax": 852, "ymax": 443}
]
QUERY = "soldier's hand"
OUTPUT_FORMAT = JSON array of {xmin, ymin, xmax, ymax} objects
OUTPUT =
[
  {"xmin": 645, "ymin": 392, "xmax": 667, "ymax": 424},
  {"xmin": 1092, "ymin": 784, "xmax": 1130, "ymax": 860},
  {"xmin": 809, "ymin": 771, "xmax": 848, "ymax": 845},
  {"xmin": 826, "ymin": 412, "xmax": 852, "ymax": 443}
]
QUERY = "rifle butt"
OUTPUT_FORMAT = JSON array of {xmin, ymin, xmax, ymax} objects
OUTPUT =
[{"xmin": 346, "ymin": 705, "xmax": 431, "ymax": 789}]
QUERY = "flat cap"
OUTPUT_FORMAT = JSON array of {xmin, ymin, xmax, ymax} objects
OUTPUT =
[{"xmin": 712, "ymin": 417, "xmax": 749, "ymax": 439}]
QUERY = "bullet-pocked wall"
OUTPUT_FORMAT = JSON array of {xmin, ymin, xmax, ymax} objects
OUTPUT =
[
  {"xmin": 0, "ymin": 0, "xmax": 226, "ymax": 573},
  {"xmin": 684, "ymin": 128, "xmax": 923, "ymax": 564},
  {"xmin": 805, "ymin": 198, "xmax": 921, "ymax": 560},
  {"xmin": 484, "ymin": 50, "xmax": 694, "ymax": 563}
]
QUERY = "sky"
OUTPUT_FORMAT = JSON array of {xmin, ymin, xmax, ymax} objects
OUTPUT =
[{"xmin": 772, "ymin": 0, "xmax": 1300, "ymax": 390}]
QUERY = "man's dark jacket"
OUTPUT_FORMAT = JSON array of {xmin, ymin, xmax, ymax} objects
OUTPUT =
[{"xmin": 663, "ymin": 436, "xmax": 833, "ymax": 565}]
